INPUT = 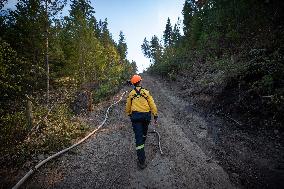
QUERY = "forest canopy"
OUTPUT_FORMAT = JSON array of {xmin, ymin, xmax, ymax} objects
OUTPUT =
[{"xmin": 0, "ymin": 0, "xmax": 136, "ymax": 167}]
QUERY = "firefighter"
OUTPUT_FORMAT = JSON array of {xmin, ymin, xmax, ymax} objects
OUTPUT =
[{"xmin": 126, "ymin": 75, "xmax": 158, "ymax": 169}]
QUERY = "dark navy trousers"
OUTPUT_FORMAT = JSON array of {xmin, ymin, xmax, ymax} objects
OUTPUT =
[{"xmin": 130, "ymin": 112, "xmax": 151, "ymax": 164}]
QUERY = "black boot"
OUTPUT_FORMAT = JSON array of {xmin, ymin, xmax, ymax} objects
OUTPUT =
[{"xmin": 137, "ymin": 160, "xmax": 147, "ymax": 169}]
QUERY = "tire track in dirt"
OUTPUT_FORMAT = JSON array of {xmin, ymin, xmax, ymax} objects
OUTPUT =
[{"xmin": 23, "ymin": 75, "xmax": 235, "ymax": 189}]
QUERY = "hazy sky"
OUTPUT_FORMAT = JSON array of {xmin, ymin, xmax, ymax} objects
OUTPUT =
[{"xmin": 3, "ymin": 0, "xmax": 184, "ymax": 73}]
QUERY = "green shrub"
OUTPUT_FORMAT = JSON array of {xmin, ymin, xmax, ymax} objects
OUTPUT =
[{"xmin": 0, "ymin": 102, "xmax": 89, "ymax": 167}]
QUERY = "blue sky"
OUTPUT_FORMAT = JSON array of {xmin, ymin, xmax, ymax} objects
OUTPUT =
[
  {"xmin": 92, "ymin": 0, "xmax": 184, "ymax": 72},
  {"xmin": 3, "ymin": 0, "xmax": 184, "ymax": 73}
]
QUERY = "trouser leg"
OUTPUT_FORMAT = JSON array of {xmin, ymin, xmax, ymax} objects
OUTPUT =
[
  {"xmin": 142, "ymin": 121, "xmax": 149, "ymax": 143},
  {"xmin": 132, "ymin": 121, "xmax": 145, "ymax": 164}
]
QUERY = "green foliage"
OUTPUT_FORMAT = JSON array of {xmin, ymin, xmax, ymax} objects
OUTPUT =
[
  {"xmin": 172, "ymin": 18, "xmax": 182, "ymax": 44},
  {"xmin": 141, "ymin": 37, "xmax": 151, "ymax": 58},
  {"xmin": 0, "ymin": 112, "xmax": 27, "ymax": 149},
  {"xmin": 182, "ymin": 0, "xmax": 196, "ymax": 36},
  {"xmin": 142, "ymin": 0, "xmax": 284, "ymax": 127},
  {"xmin": 163, "ymin": 17, "xmax": 173, "ymax": 47},
  {"xmin": 93, "ymin": 82, "xmax": 114, "ymax": 103},
  {"xmin": 117, "ymin": 31, "xmax": 128, "ymax": 60},
  {"xmin": 30, "ymin": 103, "xmax": 88, "ymax": 151},
  {"xmin": 0, "ymin": 0, "xmax": 136, "ymax": 169},
  {"xmin": 141, "ymin": 35, "xmax": 163, "ymax": 65},
  {"xmin": 245, "ymin": 49, "xmax": 284, "ymax": 96},
  {"xmin": 0, "ymin": 102, "xmax": 89, "ymax": 167},
  {"xmin": 0, "ymin": 0, "xmax": 8, "ymax": 9},
  {"xmin": 0, "ymin": 39, "xmax": 45, "ymax": 112},
  {"xmin": 213, "ymin": 57, "xmax": 247, "ymax": 78}
]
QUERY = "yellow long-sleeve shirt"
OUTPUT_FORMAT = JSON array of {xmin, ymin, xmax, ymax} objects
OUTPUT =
[{"xmin": 125, "ymin": 87, "xmax": 158, "ymax": 117}]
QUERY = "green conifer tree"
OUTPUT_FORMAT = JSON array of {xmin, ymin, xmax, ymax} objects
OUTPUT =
[
  {"xmin": 163, "ymin": 17, "xmax": 173, "ymax": 47},
  {"xmin": 117, "ymin": 31, "xmax": 128, "ymax": 60}
]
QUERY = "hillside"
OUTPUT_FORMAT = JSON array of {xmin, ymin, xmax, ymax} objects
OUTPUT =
[{"xmin": 4, "ymin": 75, "xmax": 281, "ymax": 189}]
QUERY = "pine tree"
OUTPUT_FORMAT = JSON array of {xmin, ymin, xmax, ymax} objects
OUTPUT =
[
  {"xmin": 182, "ymin": 0, "xmax": 196, "ymax": 36},
  {"xmin": 2, "ymin": 0, "xmax": 66, "ymax": 104},
  {"xmin": 68, "ymin": 0, "xmax": 96, "ymax": 82},
  {"xmin": 117, "ymin": 31, "xmax": 128, "ymax": 60},
  {"xmin": 141, "ymin": 37, "xmax": 151, "ymax": 58},
  {"xmin": 99, "ymin": 18, "xmax": 115, "ymax": 46},
  {"xmin": 141, "ymin": 36, "xmax": 163, "ymax": 64},
  {"xmin": 163, "ymin": 17, "xmax": 173, "ymax": 47},
  {"xmin": 150, "ymin": 35, "xmax": 163, "ymax": 64},
  {"xmin": 42, "ymin": 0, "xmax": 66, "ymax": 105},
  {"xmin": 5, "ymin": 0, "xmax": 44, "ymax": 62},
  {"xmin": 172, "ymin": 17, "xmax": 181, "ymax": 45},
  {"xmin": 0, "ymin": 0, "xmax": 8, "ymax": 9}
]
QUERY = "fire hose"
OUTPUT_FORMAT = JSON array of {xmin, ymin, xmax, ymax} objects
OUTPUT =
[
  {"xmin": 12, "ymin": 90, "xmax": 163, "ymax": 189},
  {"xmin": 12, "ymin": 91, "xmax": 127, "ymax": 189},
  {"xmin": 149, "ymin": 128, "xmax": 164, "ymax": 155}
]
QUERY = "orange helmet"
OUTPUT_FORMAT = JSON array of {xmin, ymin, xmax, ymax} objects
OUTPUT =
[{"xmin": 130, "ymin": 75, "xmax": 142, "ymax": 84}]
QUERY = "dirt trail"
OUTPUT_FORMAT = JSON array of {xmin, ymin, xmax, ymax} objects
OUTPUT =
[{"xmin": 23, "ymin": 75, "xmax": 235, "ymax": 189}]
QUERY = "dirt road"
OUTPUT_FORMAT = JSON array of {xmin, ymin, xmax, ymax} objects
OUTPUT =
[{"xmin": 23, "ymin": 75, "xmax": 235, "ymax": 189}]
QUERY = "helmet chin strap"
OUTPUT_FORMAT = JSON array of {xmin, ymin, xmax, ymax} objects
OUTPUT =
[{"xmin": 133, "ymin": 80, "xmax": 141, "ymax": 88}]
